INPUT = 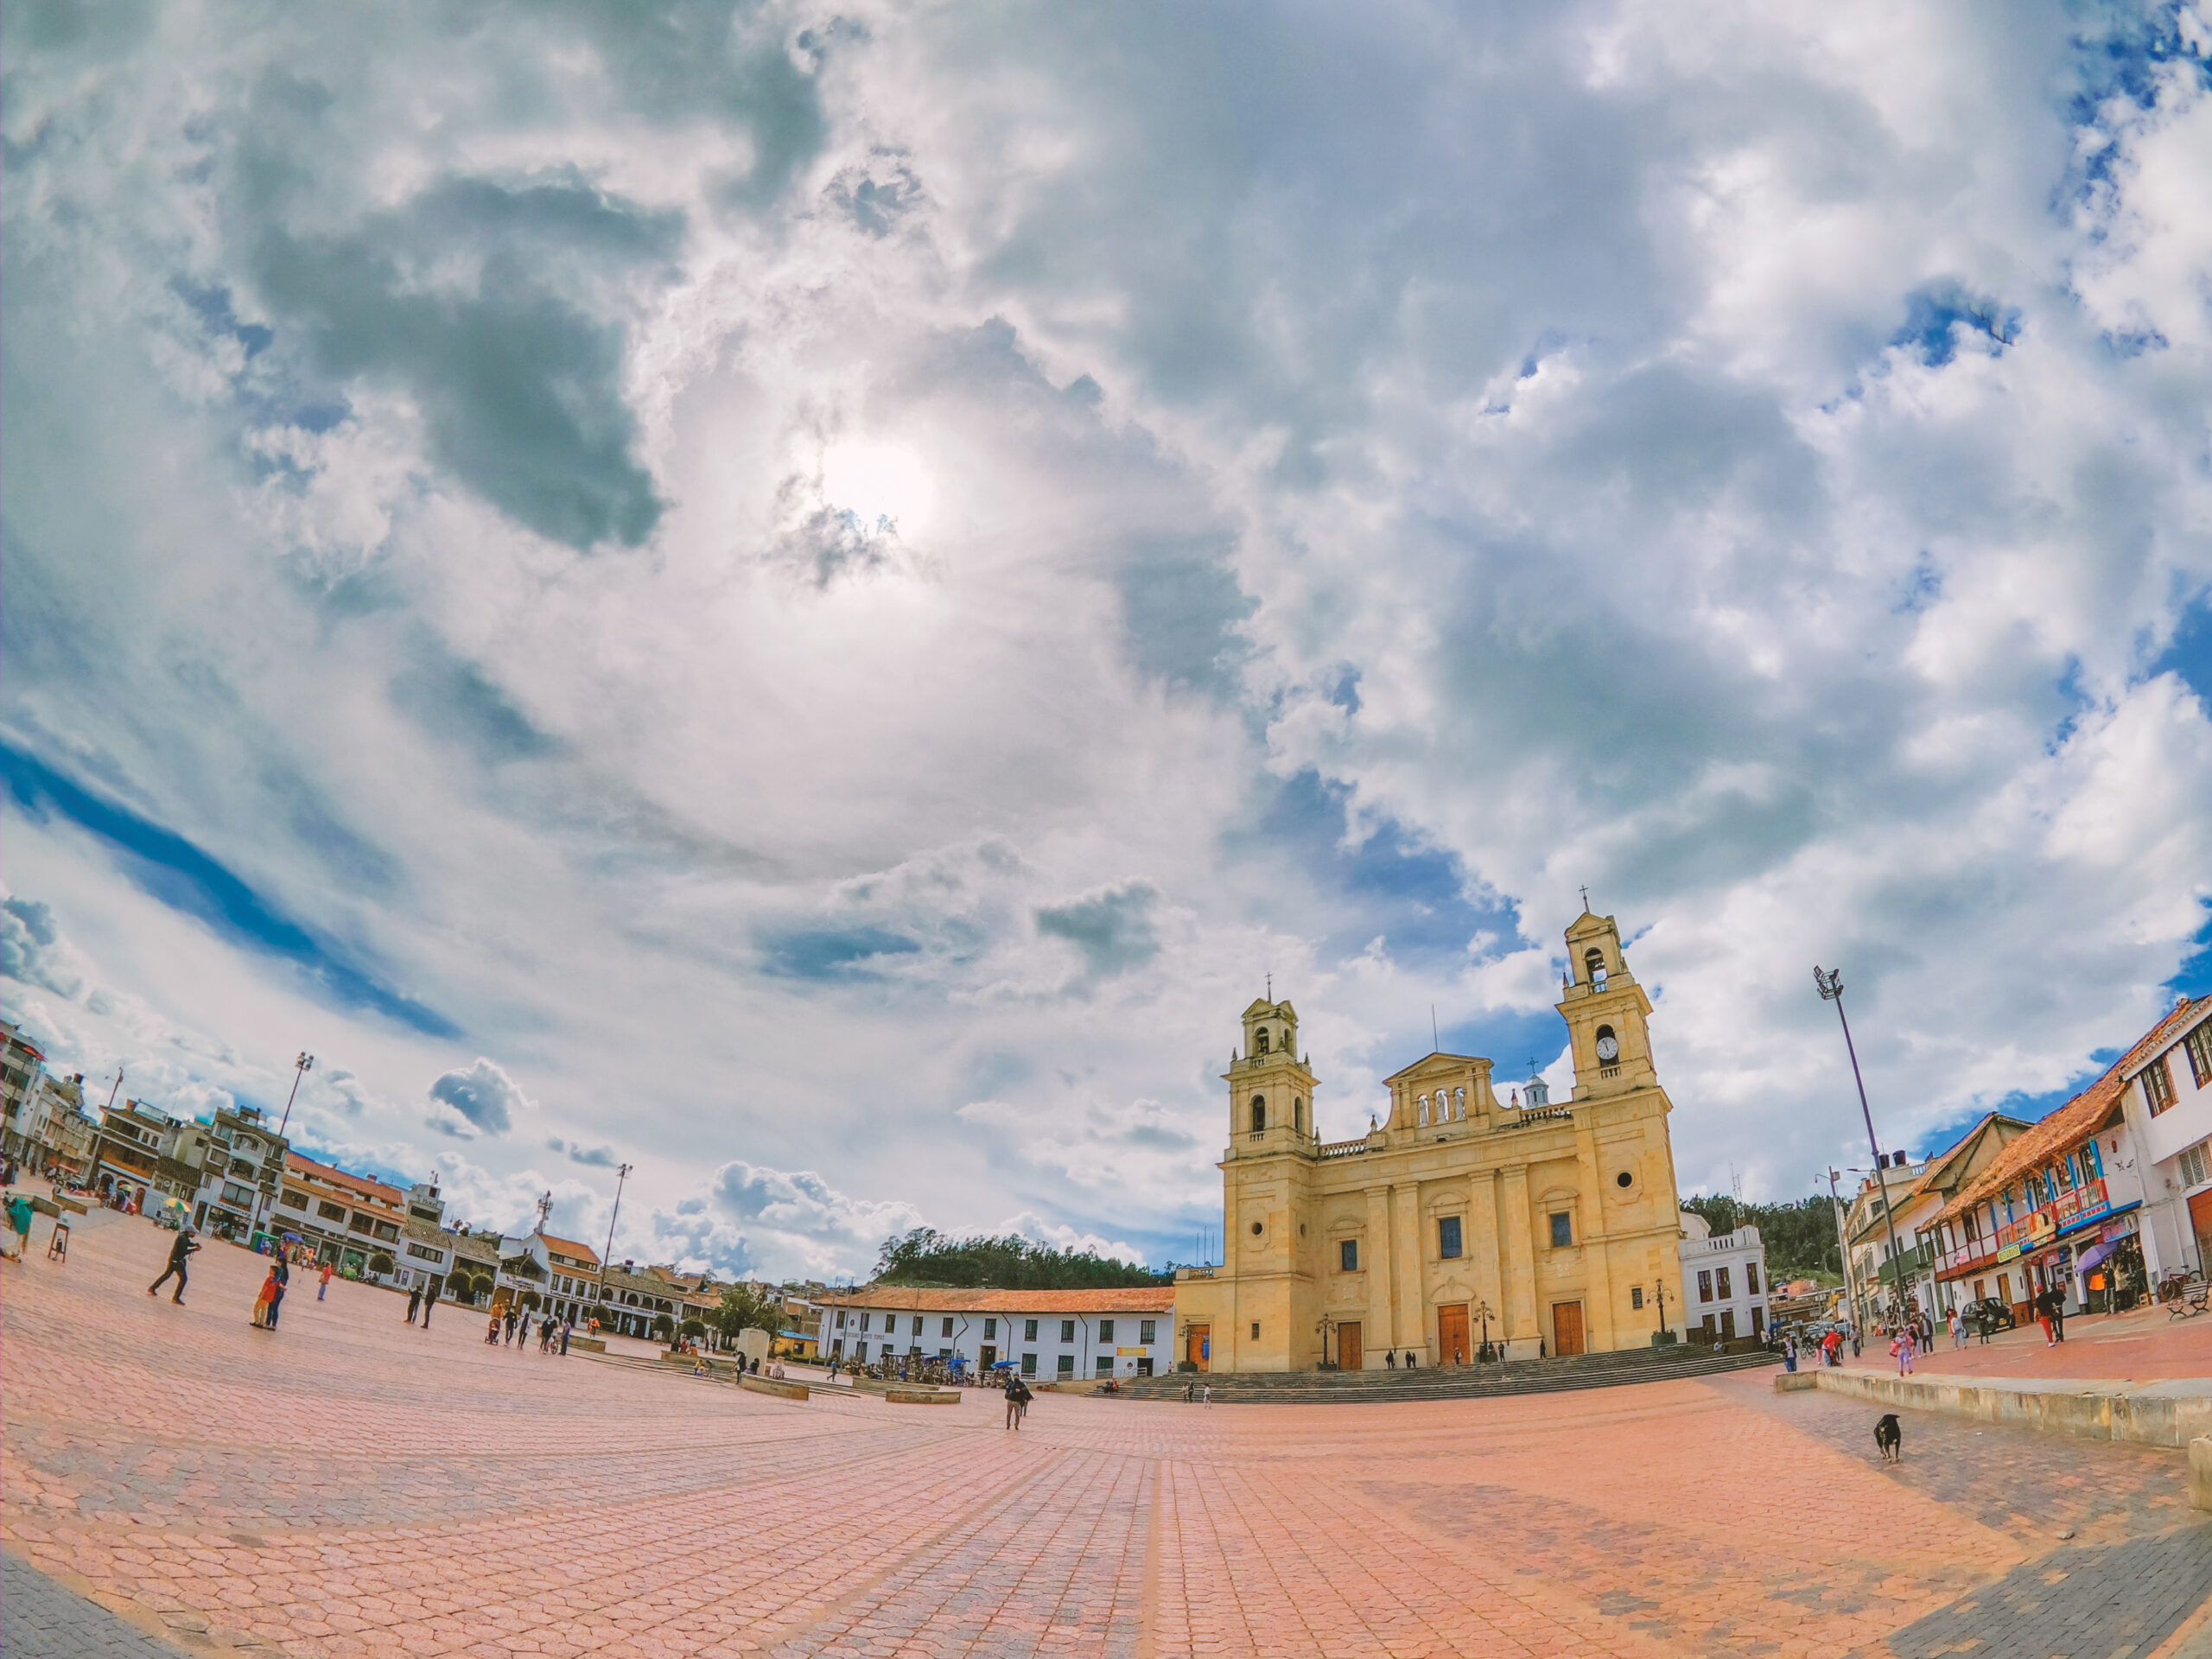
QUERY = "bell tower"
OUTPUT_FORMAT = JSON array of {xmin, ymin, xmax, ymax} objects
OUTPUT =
[
  {"xmin": 1557, "ymin": 910, "xmax": 1658, "ymax": 1102},
  {"xmin": 1229, "ymin": 997, "xmax": 1316, "ymax": 1146}
]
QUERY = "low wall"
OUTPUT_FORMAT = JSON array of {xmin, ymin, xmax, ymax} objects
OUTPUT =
[
  {"xmin": 741, "ymin": 1375, "xmax": 809, "ymax": 1402},
  {"xmin": 567, "ymin": 1336, "xmax": 606, "ymax": 1354},
  {"xmin": 1777, "ymin": 1368, "xmax": 2212, "ymax": 1449},
  {"xmin": 883, "ymin": 1389, "xmax": 961, "ymax": 1406}
]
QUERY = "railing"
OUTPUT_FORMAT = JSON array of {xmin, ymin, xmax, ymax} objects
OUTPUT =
[
  {"xmin": 1317, "ymin": 1138, "xmax": 1370, "ymax": 1160},
  {"xmin": 1500, "ymin": 1105, "xmax": 1573, "ymax": 1126},
  {"xmin": 1599, "ymin": 1065, "xmax": 1621, "ymax": 1081}
]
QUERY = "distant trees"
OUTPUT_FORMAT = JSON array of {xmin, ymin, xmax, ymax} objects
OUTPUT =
[
  {"xmin": 715, "ymin": 1283, "xmax": 779, "ymax": 1351},
  {"xmin": 1681, "ymin": 1194, "xmax": 1842, "ymax": 1282},
  {"xmin": 874, "ymin": 1228, "xmax": 1167, "ymax": 1290},
  {"xmin": 367, "ymin": 1251, "xmax": 395, "ymax": 1276}
]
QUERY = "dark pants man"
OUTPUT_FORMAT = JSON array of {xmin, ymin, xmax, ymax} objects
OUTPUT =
[{"xmin": 148, "ymin": 1260, "xmax": 188, "ymax": 1301}]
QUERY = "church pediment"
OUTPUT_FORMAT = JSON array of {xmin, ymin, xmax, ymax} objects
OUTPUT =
[{"xmin": 1383, "ymin": 1052, "xmax": 1484, "ymax": 1085}]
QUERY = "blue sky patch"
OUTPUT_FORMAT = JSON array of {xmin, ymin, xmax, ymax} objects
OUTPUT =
[
  {"xmin": 758, "ymin": 924, "xmax": 923, "ymax": 980},
  {"xmin": 0, "ymin": 741, "xmax": 458, "ymax": 1039}
]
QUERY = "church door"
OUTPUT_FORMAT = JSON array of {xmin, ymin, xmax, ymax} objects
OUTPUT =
[
  {"xmin": 1187, "ymin": 1324, "xmax": 1211, "ymax": 1371},
  {"xmin": 1336, "ymin": 1320, "xmax": 1362, "ymax": 1372},
  {"xmin": 1436, "ymin": 1304, "xmax": 1470, "ymax": 1366},
  {"xmin": 1552, "ymin": 1301, "xmax": 1585, "ymax": 1357}
]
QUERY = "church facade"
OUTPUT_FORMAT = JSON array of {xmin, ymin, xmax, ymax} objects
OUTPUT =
[{"xmin": 1173, "ymin": 911, "xmax": 1685, "ymax": 1371}]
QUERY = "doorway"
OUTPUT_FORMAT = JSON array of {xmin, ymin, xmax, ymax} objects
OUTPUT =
[
  {"xmin": 1719, "ymin": 1310, "xmax": 1737, "ymax": 1340},
  {"xmin": 1337, "ymin": 1320, "xmax": 1363, "ymax": 1372},
  {"xmin": 1186, "ymin": 1324, "xmax": 1211, "ymax": 1371},
  {"xmin": 1437, "ymin": 1304, "xmax": 1470, "ymax": 1366},
  {"xmin": 1552, "ymin": 1301, "xmax": 1586, "ymax": 1357},
  {"xmin": 979, "ymin": 1344, "xmax": 996, "ymax": 1372}
]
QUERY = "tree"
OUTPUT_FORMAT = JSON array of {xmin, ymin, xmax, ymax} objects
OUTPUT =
[
  {"xmin": 679, "ymin": 1318, "xmax": 707, "ymax": 1342},
  {"xmin": 521, "ymin": 1289, "xmax": 542, "ymax": 1310},
  {"xmin": 650, "ymin": 1312, "xmax": 674, "ymax": 1342},
  {"xmin": 367, "ymin": 1251, "xmax": 395, "ymax": 1276},
  {"xmin": 715, "ymin": 1283, "xmax": 779, "ymax": 1351},
  {"xmin": 874, "ymin": 1228, "xmax": 1167, "ymax": 1290},
  {"xmin": 1681, "ymin": 1194, "xmax": 1845, "ymax": 1283}
]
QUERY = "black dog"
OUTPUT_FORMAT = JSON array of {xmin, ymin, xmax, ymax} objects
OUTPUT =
[{"xmin": 1873, "ymin": 1413, "xmax": 1902, "ymax": 1464}]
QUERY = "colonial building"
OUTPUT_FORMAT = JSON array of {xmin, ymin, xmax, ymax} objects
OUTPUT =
[
  {"xmin": 1676, "ymin": 1214, "xmax": 1767, "ymax": 1342},
  {"xmin": 189, "ymin": 1104, "xmax": 289, "ymax": 1241},
  {"xmin": 2114, "ymin": 996, "xmax": 2212, "ymax": 1279},
  {"xmin": 815, "ymin": 1286, "xmax": 1177, "ymax": 1379},
  {"xmin": 1174, "ymin": 910, "xmax": 1685, "ymax": 1371}
]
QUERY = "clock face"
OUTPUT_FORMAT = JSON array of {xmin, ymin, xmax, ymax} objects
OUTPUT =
[{"xmin": 1595, "ymin": 1034, "xmax": 1620, "ymax": 1063}]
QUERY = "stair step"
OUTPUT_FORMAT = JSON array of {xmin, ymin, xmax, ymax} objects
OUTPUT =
[{"xmin": 1118, "ymin": 1347, "xmax": 1778, "ymax": 1404}]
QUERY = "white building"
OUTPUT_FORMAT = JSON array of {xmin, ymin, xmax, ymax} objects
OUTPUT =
[
  {"xmin": 1678, "ymin": 1213, "xmax": 1768, "ymax": 1342},
  {"xmin": 2113, "ymin": 995, "xmax": 2212, "ymax": 1280},
  {"xmin": 816, "ymin": 1287, "xmax": 1178, "ymax": 1380}
]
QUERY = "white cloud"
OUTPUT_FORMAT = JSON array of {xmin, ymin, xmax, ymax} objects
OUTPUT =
[{"xmin": 1, "ymin": 0, "xmax": 2206, "ymax": 1287}]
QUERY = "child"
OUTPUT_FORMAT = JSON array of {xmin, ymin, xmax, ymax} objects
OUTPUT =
[
  {"xmin": 1890, "ymin": 1329, "xmax": 1915, "ymax": 1376},
  {"xmin": 251, "ymin": 1265, "xmax": 280, "ymax": 1329}
]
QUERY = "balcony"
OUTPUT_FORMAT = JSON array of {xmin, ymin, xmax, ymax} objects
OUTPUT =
[{"xmin": 1316, "ymin": 1138, "xmax": 1370, "ymax": 1160}]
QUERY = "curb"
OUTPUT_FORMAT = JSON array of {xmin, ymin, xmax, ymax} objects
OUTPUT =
[{"xmin": 1776, "ymin": 1368, "xmax": 2212, "ymax": 1449}]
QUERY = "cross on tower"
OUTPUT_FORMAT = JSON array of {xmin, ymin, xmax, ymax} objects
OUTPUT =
[
  {"xmin": 1580, "ymin": 884, "xmax": 1591, "ymax": 912},
  {"xmin": 1266, "ymin": 972, "xmax": 1273, "ymax": 1001}
]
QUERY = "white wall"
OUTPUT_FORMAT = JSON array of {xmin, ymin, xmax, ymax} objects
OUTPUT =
[
  {"xmin": 822, "ymin": 1304, "xmax": 1173, "ymax": 1377},
  {"xmin": 1679, "ymin": 1221, "xmax": 1768, "ymax": 1339}
]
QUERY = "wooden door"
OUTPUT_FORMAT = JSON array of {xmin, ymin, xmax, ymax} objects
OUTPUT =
[
  {"xmin": 1552, "ymin": 1300, "xmax": 1585, "ymax": 1357},
  {"xmin": 1720, "ymin": 1310, "xmax": 1737, "ymax": 1341},
  {"xmin": 1436, "ymin": 1304, "xmax": 1470, "ymax": 1366},
  {"xmin": 979, "ymin": 1344, "xmax": 996, "ymax": 1371},
  {"xmin": 1337, "ymin": 1320, "xmax": 1362, "ymax": 1372},
  {"xmin": 1186, "ymin": 1324, "xmax": 1211, "ymax": 1371}
]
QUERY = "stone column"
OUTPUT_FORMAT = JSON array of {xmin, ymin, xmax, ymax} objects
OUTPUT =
[
  {"xmin": 1364, "ymin": 1184, "xmax": 1395, "ymax": 1366},
  {"xmin": 1574, "ymin": 1126, "xmax": 1617, "ymax": 1351},
  {"xmin": 1393, "ymin": 1181, "xmax": 1425, "ymax": 1364},
  {"xmin": 1467, "ymin": 1168, "xmax": 1504, "ymax": 1351},
  {"xmin": 1499, "ymin": 1165, "xmax": 1537, "ymax": 1354}
]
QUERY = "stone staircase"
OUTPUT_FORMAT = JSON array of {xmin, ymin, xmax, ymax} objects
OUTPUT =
[{"xmin": 1116, "ymin": 1343, "xmax": 1779, "ymax": 1404}]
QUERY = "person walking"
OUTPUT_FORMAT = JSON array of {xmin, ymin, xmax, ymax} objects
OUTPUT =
[
  {"xmin": 4, "ymin": 1190, "xmax": 34, "ymax": 1262},
  {"xmin": 1948, "ymin": 1306, "xmax": 1965, "ymax": 1349},
  {"xmin": 503, "ymin": 1306, "xmax": 518, "ymax": 1345},
  {"xmin": 419, "ymin": 1281, "xmax": 434, "ymax": 1329},
  {"xmin": 1890, "ymin": 1326, "xmax": 1915, "ymax": 1376},
  {"xmin": 1003, "ymin": 1375, "xmax": 1029, "ymax": 1431},
  {"xmin": 2049, "ymin": 1280, "xmax": 2068, "ymax": 1343},
  {"xmin": 264, "ymin": 1251, "xmax": 290, "ymax": 1329},
  {"xmin": 559, "ymin": 1317, "xmax": 571, "ymax": 1356},
  {"xmin": 251, "ymin": 1263, "xmax": 281, "ymax": 1328},
  {"xmin": 1202, "ymin": 1382, "xmax": 1213, "ymax": 1406},
  {"xmin": 405, "ymin": 1283, "xmax": 423, "ymax": 1324},
  {"xmin": 148, "ymin": 1228, "xmax": 200, "ymax": 1302},
  {"xmin": 318, "ymin": 1262, "xmax": 334, "ymax": 1300},
  {"xmin": 516, "ymin": 1308, "xmax": 531, "ymax": 1350}
]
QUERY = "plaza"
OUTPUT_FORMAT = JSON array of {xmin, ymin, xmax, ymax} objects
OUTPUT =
[{"xmin": 7, "ymin": 1206, "xmax": 2209, "ymax": 1658}]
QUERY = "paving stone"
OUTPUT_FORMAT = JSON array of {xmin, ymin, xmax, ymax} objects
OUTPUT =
[
  {"xmin": 3, "ymin": 1552, "xmax": 188, "ymax": 1657},
  {"xmin": 4, "ymin": 1206, "xmax": 2209, "ymax": 1659}
]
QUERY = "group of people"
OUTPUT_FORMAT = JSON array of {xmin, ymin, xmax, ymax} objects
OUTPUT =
[
  {"xmin": 1781, "ymin": 1322, "xmax": 1860, "ymax": 1372},
  {"xmin": 486, "ymin": 1302, "xmax": 573, "ymax": 1354}
]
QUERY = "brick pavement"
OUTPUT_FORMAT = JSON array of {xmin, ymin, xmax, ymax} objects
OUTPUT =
[
  {"xmin": 1841, "ymin": 1302, "xmax": 2212, "ymax": 1382},
  {"xmin": 3, "ymin": 1206, "xmax": 2207, "ymax": 1659},
  {"xmin": 4, "ymin": 1551, "xmax": 197, "ymax": 1656}
]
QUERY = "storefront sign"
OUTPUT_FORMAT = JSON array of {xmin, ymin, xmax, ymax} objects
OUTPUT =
[{"xmin": 1116, "ymin": 1346, "xmax": 1147, "ymax": 1357}]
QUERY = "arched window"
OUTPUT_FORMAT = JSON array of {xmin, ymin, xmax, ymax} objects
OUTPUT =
[
  {"xmin": 1584, "ymin": 947, "xmax": 1607, "ymax": 989},
  {"xmin": 1294, "ymin": 1097, "xmax": 1306, "ymax": 1134},
  {"xmin": 1255, "ymin": 1028, "xmax": 1270, "ymax": 1055},
  {"xmin": 1250, "ymin": 1095, "xmax": 1267, "ymax": 1134}
]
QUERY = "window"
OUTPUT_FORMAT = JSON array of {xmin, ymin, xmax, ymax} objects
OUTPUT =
[
  {"xmin": 406, "ymin": 1242, "xmax": 444, "ymax": 1263},
  {"xmin": 1021, "ymin": 1353, "xmax": 1037, "ymax": 1375},
  {"xmin": 409, "ymin": 1205, "xmax": 442, "ymax": 1224},
  {"xmin": 317, "ymin": 1200, "xmax": 346, "ymax": 1223},
  {"xmin": 1250, "ymin": 1095, "xmax": 1267, "ymax": 1134},
  {"xmin": 1438, "ymin": 1217, "xmax": 1463, "ymax": 1260},
  {"xmin": 1057, "ymin": 1355, "xmax": 1075, "ymax": 1376},
  {"xmin": 2145, "ymin": 1055, "xmax": 2177, "ymax": 1115},
  {"xmin": 1698, "ymin": 1269, "xmax": 1713, "ymax": 1303},
  {"xmin": 280, "ymin": 1188, "xmax": 307, "ymax": 1211},
  {"xmin": 1140, "ymin": 1319, "xmax": 1156, "ymax": 1344},
  {"xmin": 1548, "ymin": 1211, "xmax": 1573, "ymax": 1249},
  {"xmin": 1630, "ymin": 1286, "xmax": 1644, "ymax": 1309},
  {"xmin": 1716, "ymin": 1266, "xmax": 1732, "ymax": 1300},
  {"xmin": 942, "ymin": 1317, "xmax": 955, "ymax": 1338},
  {"xmin": 222, "ymin": 1182, "xmax": 253, "ymax": 1208},
  {"xmin": 860, "ymin": 1313, "xmax": 871, "ymax": 1332},
  {"xmin": 1060, "ymin": 1319, "xmax": 1076, "ymax": 1343},
  {"xmin": 1249, "ymin": 1321, "xmax": 1260, "ymax": 1339},
  {"xmin": 1745, "ymin": 1262, "xmax": 1760, "ymax": 1295},
  {"xmin": 1100, "ymin": 1319, "xmax": 1116, "ymax": 1343},
  {"xmin": 350, "ymin": 1210, "xmax": 378, "ymax": 1233},
  {"xmin": 912, "ymin": 1316, "xmax": 925, "ymax": 1336},
  {"xmin": 1025, "ymin": 1319, "xmax": 1039, "ymax": 1341},
  {"xmin": 1339, "ymin": 1238, "xmax": 1359, "ymax": 1272},
  {"xmin": 983, "ymin": 1318, "xmax": 996, "ymax": 1339},
  {"xmin": 2187, "ymin": 1024, "xmax": 2212, "ymax": 1090},
  {"xmin": 2181, "ymin": 1141, "xmax": 2211, "ymax": 1190},
  {"xmin": 1096, "ymin": 1356, "xmax": 1114, "ymax": 1376}
]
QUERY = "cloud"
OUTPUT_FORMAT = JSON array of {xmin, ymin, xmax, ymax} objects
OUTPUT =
[
  {"xmin": 547, "ymin": 1136, "xmax": 620, "ymax": 1169},
  {"xmin": 1034, "ymin": 880, "xmax": 1161, "ymax": 978},
  {"xmin": 0, "ymin": 893, "xmax": 86, "ymax": 1000},
  {"xmin": 427, "ymin": 1058, "xmax": 530, "ymax": 1136}
]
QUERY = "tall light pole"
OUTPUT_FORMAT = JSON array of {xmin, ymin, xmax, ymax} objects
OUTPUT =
[
  {"xmin": 1827, "ymin": 1166, "xmax": 1858, "ymax": 1323},
  {"xmin": 597, "ymin": 1162, "xmax": 632, "ymax": 1332},
  {"xmin": 276, "ymin": 1052, "xmax": 315, "ymax": 1138},
  {"xmin": 1815, "ymin": 967, "xmax": 1916, "ymax": 1330}
]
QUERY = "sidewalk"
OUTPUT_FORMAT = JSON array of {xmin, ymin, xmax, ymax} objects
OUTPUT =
[{"xmin": 1836, "ymin": 1302, "xmax": 2212, "ymax": 1382}]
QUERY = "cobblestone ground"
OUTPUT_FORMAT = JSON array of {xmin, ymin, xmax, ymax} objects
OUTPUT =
[
  {"xmin": 1836, "ymin": 1301, "xmax": 2212, "ymax": 1383},
  {"xmin": 4, "ymin": 1206, "xmax": 2207, "ymax": 1659}
]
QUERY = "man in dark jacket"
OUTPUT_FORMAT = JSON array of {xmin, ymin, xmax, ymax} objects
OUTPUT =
[{"xmin": 148, "ymin": 1229, "xmax": 200, "ymax": 1303}]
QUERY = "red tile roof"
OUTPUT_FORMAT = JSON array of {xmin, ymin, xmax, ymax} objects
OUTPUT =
[
  {"xmin": 284, "ymin": 1150, "xmax": 404, "ymax": 1207},
  {"xmin": 539, "ymin": 1234, "xmax": 601, "ymax": 1266},
  {"xmin": 1933, "ymin": 996, "xmax": 2202, "ymax": 1227},
  {"xmin": 817, "ymin": 1285, "xmax": 1177, "ymax": 1315}
]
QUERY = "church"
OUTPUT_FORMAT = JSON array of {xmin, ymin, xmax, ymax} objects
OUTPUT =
[{"xmin": 1173, "ymin": 910, "xmax": 1686, "ymax": 1371}]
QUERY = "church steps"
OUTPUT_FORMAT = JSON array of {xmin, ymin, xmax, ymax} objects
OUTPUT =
[{"xmin": 1116, "ymin": 1345, "xmax": 1779, "ymax": 1403}]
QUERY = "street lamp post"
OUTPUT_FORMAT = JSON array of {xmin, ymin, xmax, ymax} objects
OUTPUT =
[
  {"xmin": 1651, "ymin": 1280, "xmax": 1670, "ymax": 1344},
  {"xmin": 1815, "ymin": 967, "xmax": 1917, "ymax": 1332},
  {"xmin": 596, "ymin": 1162, "xmax": 632, "ymax": 1333},
  {"xmin": 250, "ymin": 1052, "xmax": 314, "ymax": 1243},
  {"xmin": 276, "ymin": 1052, "xmax": 315, "ymax": 1138},
  {"xmin": 1473, "ymin": 1297, "xmax": 1496, "ymax": 1361},
  {"xmin": 1827, "ymin": 1166, "xmax": 1858, "ymax": 1325}
]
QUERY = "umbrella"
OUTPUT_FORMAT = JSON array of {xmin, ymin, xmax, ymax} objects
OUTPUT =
[{"xmin": 2075, "ymin": 1238, "xmax": 2117, "ymax": 1274}]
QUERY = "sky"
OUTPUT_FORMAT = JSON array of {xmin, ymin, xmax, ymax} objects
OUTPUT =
[{"xmin": 3, "ymin": 0, "xmax": 2209, "ymax": 1282}]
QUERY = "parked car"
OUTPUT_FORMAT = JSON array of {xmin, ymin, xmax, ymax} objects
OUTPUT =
[{"xmin": 1962, "ymin": 1297, "xmax": 2016, "ymax": 1334}]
